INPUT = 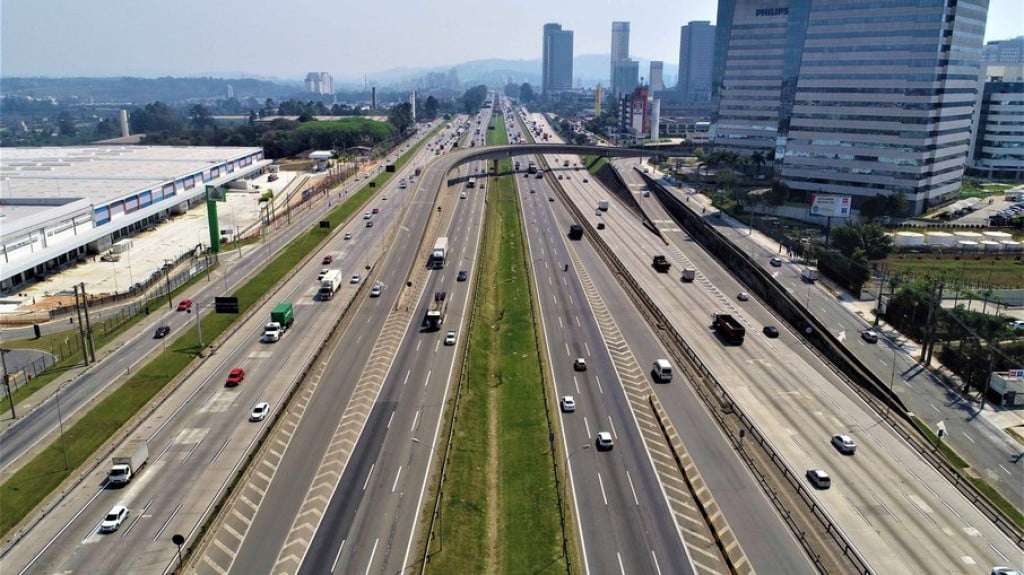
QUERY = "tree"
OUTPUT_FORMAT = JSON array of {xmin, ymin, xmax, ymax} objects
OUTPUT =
[
  {"xmin": 388, "ymin": 102, "xmax": 414, "ymax": 134},
  {"xmin": 519, "ymin": 83, "xmax": 536, "ymax": 104},
  {"xmin": 461, "ymin": 85, "xmax": 488, "ymax": 114},
  {"xmin": 750, "ymin": 151, "xmax": 766, "ymax": 176},
  {"xmin": 95, "ymin": 116, "xmax": 121, "ymax": 138},
  {"xmin": 424, "ymin": 95, "xmax": 440, "ymax": 120},
  {"xmin": 831, "ymin": 223, "xmax": 893, "ymax": 260},
  {"xmin": 57, "ymin": 111, "xmax": 78, "ymax": 137},
  {"xmin": 189, "ymin": 104, "xmax": 214, "ymax": 130}
]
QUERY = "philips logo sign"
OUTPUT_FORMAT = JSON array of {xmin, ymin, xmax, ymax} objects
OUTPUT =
[{"xmin": 756, "ymin": 7, "xmax": 789, "ymax": 16}]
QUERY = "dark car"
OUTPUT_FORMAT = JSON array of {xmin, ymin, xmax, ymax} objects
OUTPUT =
[
  {"xmin": 457, "ymin": 270, "xmax": 468, "ymax": 282},
  {"xmin": 762, "ymin": 325, "xmax": 779, "ymax": 338},
  {"xmin": 153, "ymin": 325, "xmax": 171, "ymax": 339},
  {"xmin": 322, "ymin": 255, "xmax": 334, "ymax": 265}
]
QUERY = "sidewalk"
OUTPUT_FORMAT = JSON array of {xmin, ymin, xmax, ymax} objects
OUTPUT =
[{"xmin": 647, "ymin": 167, "xmax": 1024, "ymax": 444}]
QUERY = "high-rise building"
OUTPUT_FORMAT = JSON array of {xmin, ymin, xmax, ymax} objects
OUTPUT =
[
  {"xmin": 712, "ymin": 0, "xmax": 988, "ymax": 215},
  {"xmin": 611, "ymin": 59, "xmax": 640, "ymax": 98},
  {"xmin": 304, "ymin": 72, "xmax": 333, "ymax": 95},
  {"xmin": 677, "ymin": 21, "xmax": 715, "ymax": 104},
  {"xmin": 969, "ymin": 64, "xmax": 1024, "ymax": 180},
  {"xmin": 983, "ymin": 36, "xmax": 1024, "ymax": 63},
  {"xmin": 650, "ymin": 61, "xmax": 665, "ymax": 93},
  {"xmin": 542, "ymin": 23, "xmax": 574, "ymax": 96},
  {"xmin": 610, "ymin": 21, "xmax": 631, "ymax": 94}
]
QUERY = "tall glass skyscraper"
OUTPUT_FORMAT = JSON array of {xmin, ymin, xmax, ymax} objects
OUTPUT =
[
  {"xmin": 712, "ymin": 0, "xmax": 989, "ymax": 215},
  {"xmin": 678, "ymin": 21, "xmax": 716, "ymax": 104},
  {"xmin": 543, "ymin": 23, "xmax": 574, "ymax": 96},
  {"xmin": 610, "ymin": 22, "xmax": 631, "ymax": 90}
]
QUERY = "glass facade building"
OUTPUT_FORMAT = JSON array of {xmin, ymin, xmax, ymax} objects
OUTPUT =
[
  {"xmin": 543, "ymin": 23, "xmax": 574, "ymax": 96},
  {"xmin": 712, "ymin": 0, "xmax": 989, "ymax": 215},
  {"xmin": 610, "ymin": 22, "xmax": 632, "ymax": 98},
  {"xmin": 678, "ymin": 21, "xmax": 716, "ymax": 105}
]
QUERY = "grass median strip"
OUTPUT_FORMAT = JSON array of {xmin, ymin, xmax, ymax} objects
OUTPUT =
[
  {"xmin": 0, "ymin": 128, "xmax": 442, "ymax": 540},
  {"xmin": 426, "ymin": 114, "xmax": 564, "ymax": 573}
]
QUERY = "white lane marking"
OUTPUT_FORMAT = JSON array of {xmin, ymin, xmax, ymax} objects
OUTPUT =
[
  {"xmin": 416, "ymin": 340, "xmax": 422, "ymax": 351},
  {"xmin": 558, "ymin": 316, "xmax": 564, "ymax": 329},
  {"xmin": 423, "ymin": 369, "xmax": 432, "ymax": 387},
  {"xmin": 565, "ymin": 342, "xmax": 571, "ymax": 357},
  {"xmin": 584, "ymin": 342, "xmax": 591, "ymax": 356},
  {"xmin": 363, "ymin": 464, "xmax": 375, "ymax": 490},
  {"xmin": 618, "ymin": 552, "xmax": 627, "ymax": 573},
  {"xmin": 651, "ymin": 550, "xmax": 662, "ymax": 575},
  {"xmin": 962, "ymin": 432, "xmax": 975, "ymax": 444},
  {"xmin": 392, "ymin": 466, "xmax": 403, "ymax": 492},
  {"xmin": 999, "ymin": 464, "xmax": 1011, "ymax": 476},
  {"xmin": 403, "ymin": 370, "xmax": 411, "ymax": 385},
  {"xmin": 837, "ymin": 330, "xmax": 846, "ymax": 342},
  {"xmin": 152, "ymin": 503, "xmax": 181, "ymax": 541},
  {"xmin": 332, "ymin": 539, "xmax": 347, "ymax": 573},
  {"xmin": 574, "ymin": 376, "xmax": 580, "ymax": 395},
  {"xmin": 569, "ymin": 295, "xmax": 574, "ymax": 306},
  {"xmin": 598, "ymin": 473, "xmax": 609, "ymax": 506},
  {"xmin": 584, "ymin": 417, "xmax": 592, "ymax": 439},
  {"xmin": 930, "ymin": 403, "xmax": 941, "ymax": 413},
  {"xmin": 626, "ymin": 470, "xmax": 639, "ymax": 506},
  {"xmin": 364, "ymin": 538, "xmax": 380, "ymax": 575},
  {"xmin": 387, "ymin": 410, "xmax": 396, "ymax": 429},
  {"xmin": 595, "ymin": 376, "xmax": 603, "ymax": 395},
  {"xmin": 410, "ymin": 410, "xmax": 420, "ymax": 432},
  {"xmin": 608, "ymin": 416, "xmax": 618, "ymax": 439},
  {"xmin": 575, "ymin": 315, "xmax": 581, "ymax": 327}
]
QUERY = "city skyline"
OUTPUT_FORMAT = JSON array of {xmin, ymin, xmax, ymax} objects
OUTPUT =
[{"xmin": 1, "ymin": 0, "xmax": 1019, "ymax": 80}]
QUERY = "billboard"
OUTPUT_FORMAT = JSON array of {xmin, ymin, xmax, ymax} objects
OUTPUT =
[{"xmin": 810, "ymin": 194, "xmax": 852, "ymax": 218}]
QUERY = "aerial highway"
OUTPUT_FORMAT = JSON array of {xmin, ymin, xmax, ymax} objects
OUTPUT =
[
  {"xmin": 0, "ymin": 120, "xmax": 458, "ymax": 575},
  {"xmin": 548, "ymin": 151, "xmax": 1022, "ymax": 572}
]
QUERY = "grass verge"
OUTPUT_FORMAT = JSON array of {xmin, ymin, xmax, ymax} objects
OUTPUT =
[
  {"xmin": 0, "ymin": 127, "xmax": 441, "ymax": 539},
  {"xmin": 426, "ymin": 114, "xmax": 565, "ymax": 573}
]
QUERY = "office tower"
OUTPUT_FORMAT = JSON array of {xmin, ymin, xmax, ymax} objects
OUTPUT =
[
  {"xmin": 712, "ymin": 0, "xmax": 988, "ymax": 215},
  {"xmin": 650, "ymin": 61, "xmax": 665, "ymax": 92},
  {"xmin": 983, "ymin": 36, "xmax": 1024, "ymax": 63},
  {"xmin": 542, "ymin": 23, "xmax": 574, "ymax": 96},
  {"xmin": 969, "ymin": 64, "xmax": 1024, "ymax": 180},
  {"xmin": 610, "ymin": 21, "xmax": 630, "ymax": 94},
  {"xmin": 677, "ymin": 21, "xmax": 715, "ymax": 104},
  {"xmin": 304, "ymin": 72, "xmax": 333, "ymax": 95},
  {"xmin": 611, "ymin": 59, "xmax": 640, "ymax": 98}
]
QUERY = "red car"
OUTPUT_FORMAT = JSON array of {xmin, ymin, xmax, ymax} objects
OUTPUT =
[
  {"xmin": 322, "ymin": 255, "xmax": 334, "ymax": 265},
  {"xmin": 177, "ymin": 299, "xmax": 193, "ymax": 311},
  {"xmin": 226, "ymin": 368, "xmax": 245, "ymax": 387},
  {"xmin": 371, "ymin": 208, "xmax": 380, "ymax": 214}
]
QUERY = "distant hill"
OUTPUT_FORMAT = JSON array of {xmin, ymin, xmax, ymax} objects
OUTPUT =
[{"xmin": 0, "ymin": 76, "xmax": 300, "ymax": 104}]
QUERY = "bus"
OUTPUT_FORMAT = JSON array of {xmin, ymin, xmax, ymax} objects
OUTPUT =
[{"xmin": 467, "ymin": 177, "xmax": 476, "ymax": 189}]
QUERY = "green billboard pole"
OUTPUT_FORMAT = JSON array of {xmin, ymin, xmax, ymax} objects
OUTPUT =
[{"xmin": 205, "ymin": 185, "xmax": 223, "ymax": 253}]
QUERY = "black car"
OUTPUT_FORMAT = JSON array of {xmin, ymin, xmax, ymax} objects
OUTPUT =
[
  {"xmin": 762, "ymin": 325, "xmax": 779, "ymax": 338},
  {"xmin": 457, "ymin": 270, "xmax": 468, "ymax": 282},
  {"xmin": 154, "ymin": 325, "xmax": 171, "ymax": 339}
]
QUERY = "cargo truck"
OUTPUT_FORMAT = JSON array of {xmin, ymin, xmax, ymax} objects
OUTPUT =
[
  {"xmin": 568, "ymin": 225, "xmax": 584, "ymax": 240},
  {"xmin": 423, "ymin": 291, "xmax": 447, "ymax": 331},
  {"xmin": 597, "ymin": 200, "xmax": 609, "ymax": 212},
  {"xmin": 318, "ymin": 269, "xmax": 343, "ymax": 300},
  {"xmin": 429, "ymin": 237, "xmax": 449, "ymax": 269},
  {"xmin": 108, "ymin": 439, "xmax": 149, "ymax": 487},
  {"xmin": 262, "ymin": 302, "xmax": 294, "ymax": 342},
  {"xmin": 801, "ymin": 268, "xmax": 819, "ymax": 282},
  {"xmin": 712, "ymin": 313, "xmax": 745, "ymax": 345},
  {"xmin": 681, "ymin": 268, "xmax": 696, "ymax": 282},
  {"xmin": 528, "ymin": 162, "xmax": 538, "ymax": 174},
  {"xmin": 652, "ymin": 255, "xmax": 671, "ymax": 273}
]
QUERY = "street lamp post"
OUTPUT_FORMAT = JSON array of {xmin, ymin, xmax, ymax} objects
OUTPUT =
[
  {"xmin": 0, "ymin": 349, "xmax": 16, "ymax": 418},
  {"xmin": 190, "ymin": 301, "xmax": 204, "ymax": 355},
  {"xmin": 887, "ymin": 346, "xmax": 898, "ymax": 417},
  {"xmin": 412, "ymin": 438, "xmax": 443, "ymax": 552}
]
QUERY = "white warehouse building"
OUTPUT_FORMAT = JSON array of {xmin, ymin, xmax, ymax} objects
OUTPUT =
[{"xmin": 1, "ymin": 145, "xmax": 267, "ymax": 292}]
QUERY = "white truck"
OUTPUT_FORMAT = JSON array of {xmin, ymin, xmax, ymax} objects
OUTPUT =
[
  {"xmin": 597, "ymin": 200, "xmax": 609, "ymax": 212},
  {"xmin": 262, "ymin": 322, "xmax": 283, "ymax": 342},
  {"xmin": 318, "ymin": 269, "xmax": 343, "ymax": 300},
  {"xmin": 429, "ymin": 237, "xmax": 449, "ymax": 269},
  {"xmin": 108, "ymin": 439, "xmax": 149, "ymax": 487},
  {"xmin": 801, "ymin": 268, "xmax": 819, "ymax": 282}
]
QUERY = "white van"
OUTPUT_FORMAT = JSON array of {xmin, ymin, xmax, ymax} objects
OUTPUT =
[{"xmin": 652, "ymin": 359, "xmax": 673, "ymax": 382}]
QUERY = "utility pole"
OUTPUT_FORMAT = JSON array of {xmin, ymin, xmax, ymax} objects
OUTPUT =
[
  {"xmin": 74, "ymin": 285, "xmax": 88, "ymax": 366},
  {"xmin": 80, "ymin": 283, "xmax": 97, "ymax": 363}
]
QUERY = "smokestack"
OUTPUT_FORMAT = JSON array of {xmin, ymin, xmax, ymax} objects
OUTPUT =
[
  {"xmin": 119, "ymin": 109, "xmax": 129, "ymax": 138},
  {"xmin": 650, "ymin": 98, "xmax": 661, "ymax": 141},
  {"xmin": 371, "ymin": 86, "xmax": 377, "ymax": 110}
]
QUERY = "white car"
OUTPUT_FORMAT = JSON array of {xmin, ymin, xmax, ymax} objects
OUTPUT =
[
  {"xmin": 370, "ymin": 283, "xmax": 383, "ymax": 297},
  {"xmin": 861, "ymin": 329, "xmax": 879, "ymax": 343},
  {"xmin": 560, "ymin": 395, "xmax": 576, "ymax": 412},
  {"xmin": 444, "ymin": 330, "xmax": 457, "ymax": 346},
  {"xmin": 831, "ymin": 434, "xmax": 857, "ymax": 454},
  {"xmin": 737, "ymin": 292, "xmax": 750, "ymax": 301},
  {"xmin": 596, "ymin": 431, "xmax": 614, "ymax": 451},
  {"xmin": 100, "ymin": 505, "xmax": 129, "ymax": 533},
  {"xmin": 806, "ymin": 468, "xmax": 831, "ymax": 489},
  {"xmin": 250, "ymin": 402, "xmax": 270, "ymax": 422},
  {"xmin": 363, "ymin": 212, "xmax": 371, "ymax": 219},
  {"xmin": 350, "ymin": 274, "xmax": 360, "ymax": 284},
  {"xmin": 344, "ymin": 233, "xmax": 352, "ymax": 240}
]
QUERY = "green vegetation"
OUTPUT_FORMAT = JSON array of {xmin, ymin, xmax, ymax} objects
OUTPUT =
[
  {"xmin": 426, "ymin": 114, "xmax": 565, "ymax": 573},
  {"xmin": 292, "ymin": 118, "xmax": 394, "ymax": 148},
  {"xmin": 884, "ymin": 255, "xmax": 1024, "ymax": 288},
  {"xmin": 0, "ymin": 127, "xmax": 441, "ymax": 538}
]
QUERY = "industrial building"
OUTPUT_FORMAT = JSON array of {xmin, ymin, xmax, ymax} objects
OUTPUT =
[{"xmin": 1, "ymin": 146, "xmax": 267, "ymax": 292}]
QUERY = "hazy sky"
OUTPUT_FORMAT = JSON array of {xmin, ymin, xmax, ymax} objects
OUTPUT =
[{"xmin": 1, "ymin": 0, "xmax": 1020, "ymax": 81}]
